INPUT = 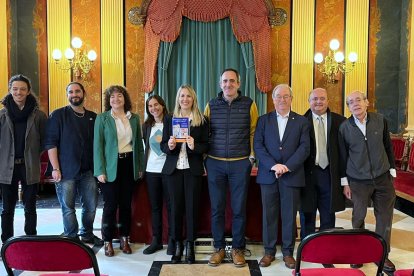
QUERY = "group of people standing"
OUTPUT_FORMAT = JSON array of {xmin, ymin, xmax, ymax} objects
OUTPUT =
[{"xmin": 0, "ymin": 69, "xmax": 396, "ymax": 273}]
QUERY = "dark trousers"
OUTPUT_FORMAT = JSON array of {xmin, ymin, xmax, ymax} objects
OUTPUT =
[
  {"xmin": 100, "ymin": 155, "xmax": 135, "ymax": 241},
  {"xmin": 300, "ymin": 166, "xmax": 335, "ymax": 239},
  {"xmin": 167, "ymin": 169, "xmax": 201, "ymax": 242},
  {"xmin": 206, "ymin": 157, "xmax": 251, "ymax": 249},
  {"xmin": 1, "ymin": 164, "xmax": 38, "ymax": 242},
  {"xmin": 349, "ymin": 173, "xmax": 396, "ymax": 252},
  {"xmin": 260, "ymin": 181, "xmax": 300, "ymax": 257},
  {"xmin": 146, "ymin": 172, "xmax": 171, "ymax": 241}
]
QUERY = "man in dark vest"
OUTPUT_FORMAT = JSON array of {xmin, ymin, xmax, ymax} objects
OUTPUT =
[{"xmin": 204, "ymin": 68, "xmax": 258, "ymax": 267}]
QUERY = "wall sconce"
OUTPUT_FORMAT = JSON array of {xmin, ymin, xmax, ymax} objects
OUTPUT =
[
  {"xmin": 314, "ymin": 39, "xmax": 358, "ymax": 84},
  {"xmin": 52, "ymin": 37, "xmax": 97, "ymax": 79}
]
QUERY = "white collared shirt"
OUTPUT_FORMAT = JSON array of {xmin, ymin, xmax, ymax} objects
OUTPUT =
[
  {"xmin": 353, "ymin": 113, "xmax": 367, "ymax": 137},
  {"xmin": 111, "ymin": 110, "xmax": 133, "ymax": 153},
  {"xmin": 276, "ymin": 111, "xmax": 290, "ymax": 141},
  {"xmin": 312, "ymin": 112, "xmax": 328, "ymax": 165}
]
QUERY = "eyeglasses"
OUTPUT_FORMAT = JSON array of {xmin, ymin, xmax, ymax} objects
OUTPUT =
[
  {"xmin": 274, "ymin": 95, "xmax": 291, "ymax": 100},
  {"xmin": 347, "ymin": 97, "xmax": 364, "ymax": 106}
]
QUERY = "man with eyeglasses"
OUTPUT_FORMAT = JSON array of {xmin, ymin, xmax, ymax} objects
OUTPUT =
[
  {"xmin": 253, "ymin": 84, "xmax": 309, "ymax": 268},
  {"xmin": 300, "ymin": 88, "xmax": 346, "ymax": 243},
  {"xmin": 338, "ymin": 90, "xmax": 396, "ymax": 273}
]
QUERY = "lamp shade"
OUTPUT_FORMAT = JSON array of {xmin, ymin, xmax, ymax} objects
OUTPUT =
[
  {"xmin": 314, "ymin": 53, "xmax": 324, "ymax": 64},
  {"xmin": 71, "ymin": 37, "xmax": 83, "ymax": 49},
  {"xmin": 87, "ymin": 50, "xmax": 97, "ymax": 61},
  {"xmin": 334, "ymin": 51, "xmax": 345, "ymax": 62},
  {"xmin": 64, "ymin": 48, "xmax": 75, "ymax": 59},
  {"xmin": 329, "ymin": 39, "xmax": 340, "ymax": 51},
  {"xmin": 52, "ymin": 49, "xmax": 62, "ymax": 60},
  {"xmin": 348, "ymin": 52, "xmax": 358, "ymax": 62}
]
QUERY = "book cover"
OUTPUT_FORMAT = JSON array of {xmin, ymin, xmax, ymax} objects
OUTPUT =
[{"xmin": 172, "ymin": 117, "xmax": 190, "ymax": 142}]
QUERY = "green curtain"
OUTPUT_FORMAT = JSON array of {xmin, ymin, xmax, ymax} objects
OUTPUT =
[{"xmin": 151, "ymin": 17, "xmax": 267, "ymax": 115}]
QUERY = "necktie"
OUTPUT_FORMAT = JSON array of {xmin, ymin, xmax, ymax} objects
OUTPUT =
[{"xmin": 317, "ymin": 116, "xmax": 329, "ymax": 169}]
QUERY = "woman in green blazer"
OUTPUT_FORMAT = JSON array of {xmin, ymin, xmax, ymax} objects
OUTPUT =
[{"xmin": 94, "ymin": 85, "xmax": 144, "ymax": 257}]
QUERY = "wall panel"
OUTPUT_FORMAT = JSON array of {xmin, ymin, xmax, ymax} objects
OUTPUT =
[
  {"xmin": 72, "ymin": 0, "xmax": 101, "ymax": 113},
  {"xmin": 125, "ymin": 0, "xmax": 145, "ymax": 116},
  {"xmin": 314, "ymin": 0, "xmax": 345, "ymax": 114}
]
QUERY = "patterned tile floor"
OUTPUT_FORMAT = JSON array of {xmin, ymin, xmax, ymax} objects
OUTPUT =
[{"xmin": 0, "ymin": 190, "xmax": 413, "ymax": 275}]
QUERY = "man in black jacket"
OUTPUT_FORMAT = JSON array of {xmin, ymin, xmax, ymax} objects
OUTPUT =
[
  {"xmin": 339, "ymin": 90, "xmax": 396, "ymax": 272},
  {"xmin": 300, "ymin": 88, "xmax": 346, "ymax": 240},
  {"xmin": 44, "ymin": 82, "xmax": 103, "ymax": 246}
]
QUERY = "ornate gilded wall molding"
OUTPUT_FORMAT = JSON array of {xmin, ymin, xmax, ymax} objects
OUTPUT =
[
  {"xmin": 128, "ymin": 0, "xmax": 279, "ymax": 27},
  {"xmin": 128, "ymin": 0, "xmax": 151, "ymax": 25}
]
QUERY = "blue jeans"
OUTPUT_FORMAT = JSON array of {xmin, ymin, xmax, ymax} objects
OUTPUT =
[
  {"xmin": 205, "ymin": 157, "xmax": 251, "ymax": 249},
  {"xmin": 55, "ymin": 170, "xmax": 98, "ymax": 239}
]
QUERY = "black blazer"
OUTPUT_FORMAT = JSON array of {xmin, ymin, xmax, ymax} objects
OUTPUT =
[
  {"xmin": 160, "ymin": 114, "xmax": 209, "ymax": 176},
  {"xmin": 301, "ymin": 108, "xmax": 346, "ymax": 213}
]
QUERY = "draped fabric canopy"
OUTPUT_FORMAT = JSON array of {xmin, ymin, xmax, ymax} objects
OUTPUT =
[{"xmin": 142, "ymin": 0, "xmax": 272, "ymax": 93}]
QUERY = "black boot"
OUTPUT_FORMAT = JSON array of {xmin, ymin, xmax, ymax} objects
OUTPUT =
[
  {"xmin": 143, "ymin": 236, "xmax": 163, "ymax": 255},
  {"xmin": 167, "ymin": 236, "xmax": 174, "ymax": 255},
  {"xmin": 185, "ymin": 241, "xmax": 195, "ymax": 264},
  {"xmin": 171, "ymin": 240, "xmax": 183, "ymax": 264}
]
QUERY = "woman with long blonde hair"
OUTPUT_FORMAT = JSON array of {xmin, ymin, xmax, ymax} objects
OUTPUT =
[{"xmin": 160, "ymin": 85, "xmax": 209, "ymax": 264}]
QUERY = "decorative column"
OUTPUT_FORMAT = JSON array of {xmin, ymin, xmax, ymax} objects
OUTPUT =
[
  {"xmin": 0, "ymin": 0, "xmax": 8, "ymax": 98},
  {"xmin": 406, "ymin": 0, "xmax": 414, "ymax": 135},
  {"xmin": 47, "ymin": 0, "xmax": 71, "ymax": 112},
  {"xmin": 101, "ymin": 0, "xmax": 124, "ymax": 111},
  {"xmin": 291, "ymin": 0, "xmax": 315, "ymax": 114},
  {"xmin": 343, "ymin": 0, "xmax": 369, "ymax": 117}
]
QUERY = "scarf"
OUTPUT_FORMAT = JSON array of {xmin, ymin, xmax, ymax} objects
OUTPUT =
[{"xmin": 2, "ymin": 93, "xmax": 37, "ymax": 122}]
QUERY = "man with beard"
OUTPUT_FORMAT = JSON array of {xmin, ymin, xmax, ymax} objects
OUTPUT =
[
  {"xmin": 0, "ymin": 74, "xmax": 47, "ymax": 242},
  {"xmin": 44, "ymin": 82, "xmax": 103, "ymax": 246}
]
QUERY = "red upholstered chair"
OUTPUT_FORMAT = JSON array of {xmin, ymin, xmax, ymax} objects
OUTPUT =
[
  {"xmin": 1, "ymin": 235, "xmax": 104, "ymax": 276},
  {"xmin": 394, "ymin": 268, "xmax": 414, "ymax": 276},
  {"xmin": 293, "ymin": 229, "xmax": 387, "ymax": 276},
  {"xmin": 395, "ymin": 143, "xmax": 414, "ymax": 200},
  {"xmin": 391, "ymin": 136, "xmax": 408, "ymax": 170},
  {"xmin": 40, "ymin": 151, "xmax": 55, "ymax": 185}
]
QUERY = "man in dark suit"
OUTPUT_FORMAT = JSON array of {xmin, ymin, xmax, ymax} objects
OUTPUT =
[
  {"xmin": 300, "ymin": 88, "xmax": 346, "ymax": 240},
  {"xmin": 254, "ymin": 84, "xmax": 310, "ymax": 268}
]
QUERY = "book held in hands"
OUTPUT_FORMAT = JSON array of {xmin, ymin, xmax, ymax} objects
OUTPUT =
[{"xmin": 172, "ymin": 117, "xmax": 189, "ymax": 142}]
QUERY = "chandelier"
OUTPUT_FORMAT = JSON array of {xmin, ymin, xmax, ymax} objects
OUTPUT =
[
  {"xmin": 52, "ymin": 37, "xmax": 97, "ymax": 79},
  {"xmin": 314, "ymin": 39, "xmax": 358, "ymax": 84}
]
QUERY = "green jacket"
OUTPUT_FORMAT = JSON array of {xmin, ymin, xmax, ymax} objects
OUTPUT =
[{"xmin": 93, "ymin": 111, "xmax": 144, "ymax": 182}]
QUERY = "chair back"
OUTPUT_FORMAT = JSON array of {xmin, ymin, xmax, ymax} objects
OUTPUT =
[
  {"xmin": 1, "ymin": 235, "xmax": 101, "ymax": 276},
  {"xmin": 391, "ymin": 136, "xmax": 406, "ymax": 161},
  {"xmin": 407, "ymin": 142, "xmax": 414, "ymax": 173},
  {"xmin": 295, "ymin": 229, "xmax": 387, "ymax": 276}
]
